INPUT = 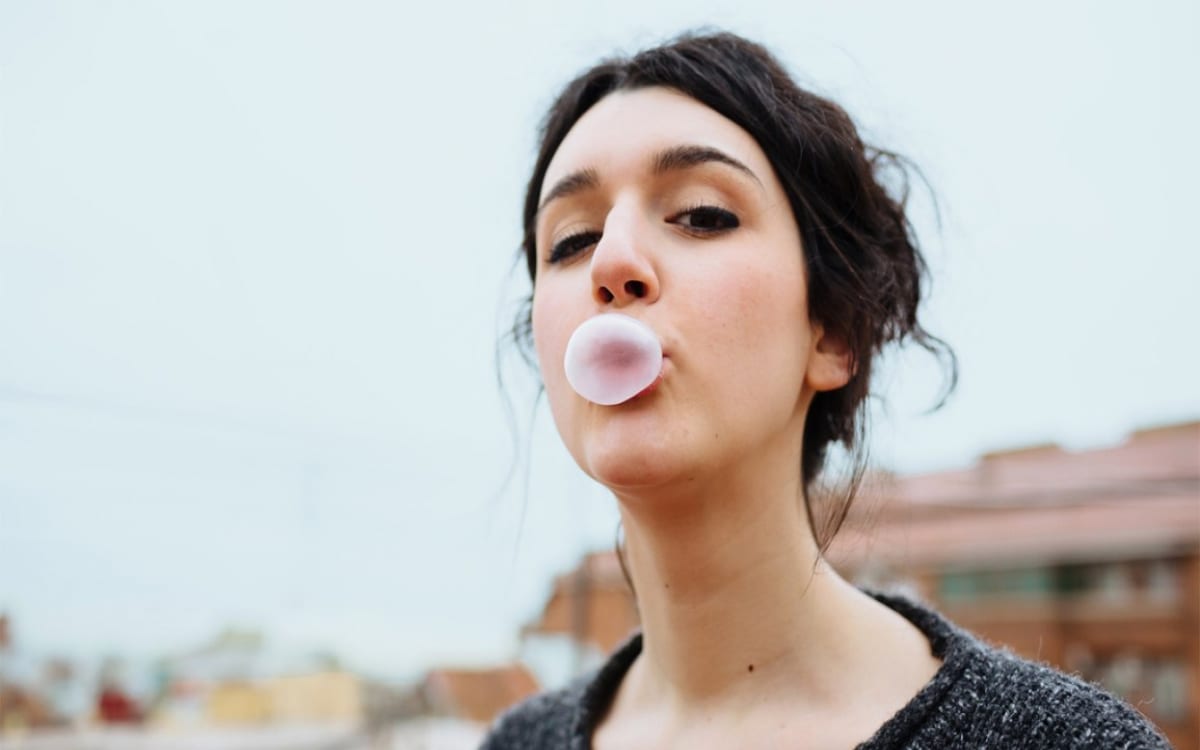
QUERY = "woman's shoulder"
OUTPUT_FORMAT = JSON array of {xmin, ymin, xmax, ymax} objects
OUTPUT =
[
  {"xmin": 960, "ymin": 642, "xmax": 1170, "ymax": 749},
  {"xmin": 479, "ymin": 632, "xmax": 642, "ymax": 750},
  {"xmin": 477, "ymin": 679, "xmax": 586, "ymax": 750},
  {"xmin": 868, "ymin": 590, "xmax": 1170, "ymax": 749}
]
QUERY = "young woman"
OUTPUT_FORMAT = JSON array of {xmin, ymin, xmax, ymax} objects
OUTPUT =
[{"xmin": 483, "ymin": 32, "xmax": 1169, "ymax": 750}]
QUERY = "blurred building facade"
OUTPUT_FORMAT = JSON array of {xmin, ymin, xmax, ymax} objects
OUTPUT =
[
  {"xmin": 520, "ymin": 549, "xmax": 640, "ymax": 678},
  {"xmin": 0, "ymin": 615, "xmax": 66, "ymax": 733},
  {"xmin": 519, "ymin": 421, "xmax": 1200, "ymax": 749},
  {"xmin": 419, "ymin": 665, "xmax": 538, "ymax": 724},
  {"xmin": 150, "ymin": 626, "xmax": 413, "ymax": 732},
  {"xmin": 0, "ymin": 620, "xmax": 427, "ymax": 745}
]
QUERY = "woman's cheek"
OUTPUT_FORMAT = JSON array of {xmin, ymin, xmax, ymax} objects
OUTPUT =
[
  {"xmin": 705, "ymin": 263, "xmax": 807, "ymax": 396},
  {"xmin": 532, "ymin": 292, "xmax": 576, "ymax": 399}
]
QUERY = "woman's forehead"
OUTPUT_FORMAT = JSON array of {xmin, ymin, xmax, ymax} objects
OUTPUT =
[{"xmin": 540, "ymin": 87, "xmax": 771, "ymax": 201}]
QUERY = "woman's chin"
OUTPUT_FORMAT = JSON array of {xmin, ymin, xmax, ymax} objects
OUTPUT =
[
  {"xmin": 558, "ymin": 391, "xmax": 706, "ymax": 492},
  {"xmin": 579, "ymin": 438, "xmax": 692, "ymax": 493}
]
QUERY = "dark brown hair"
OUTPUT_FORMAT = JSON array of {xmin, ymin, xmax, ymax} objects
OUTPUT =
[{"xmin": 509, "ymin": 30, "xmax": 955, "ymax": 551}]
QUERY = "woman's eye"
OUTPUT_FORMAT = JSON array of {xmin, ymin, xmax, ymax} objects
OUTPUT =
[
  {"xmin": 546, "ymin": 206, "xmax": 736, "ymax": 263},
  {"xmin": 548, "ymin": 231, "xmax": 601, "ymax": 264},
  {"xmin": 672, "ymin": 205, "xmax": 740, "ymax": 233}
]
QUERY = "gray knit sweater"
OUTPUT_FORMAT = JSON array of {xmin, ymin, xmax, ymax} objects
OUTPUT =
[{"xmin": 480, "ymin": 592, "xmax": 1171, "ymax": 749}]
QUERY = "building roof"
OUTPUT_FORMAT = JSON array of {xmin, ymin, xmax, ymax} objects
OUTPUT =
[{"xmin": 828, "ymin": 421, "xmax": 1200, "ymax": 569}]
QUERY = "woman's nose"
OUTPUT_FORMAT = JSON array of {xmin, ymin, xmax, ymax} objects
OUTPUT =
[{"xmin": 589, "ymin": 206, "xmax": 660, "ymax": 306}]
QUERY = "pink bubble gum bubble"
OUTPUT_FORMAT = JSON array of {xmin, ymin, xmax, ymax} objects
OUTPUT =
[{"xmin": 564, "ymin": 313, "xmax": 664, "ymax": 406}]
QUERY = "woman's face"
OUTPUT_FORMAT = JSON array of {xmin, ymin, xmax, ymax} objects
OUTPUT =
[{"xmin": 532, "ymin": 86, "xmax": 848, "ymax": 492}]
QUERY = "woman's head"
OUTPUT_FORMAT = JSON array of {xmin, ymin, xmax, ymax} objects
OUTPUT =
[{"xmin": 512, "ymin": 31, "xmax": 954, "ymax": 546}]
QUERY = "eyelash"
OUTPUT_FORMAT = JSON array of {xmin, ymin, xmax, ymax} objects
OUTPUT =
[{"xmin": 547, "ymin": 204, "xmax": 740, "ymax": 264}]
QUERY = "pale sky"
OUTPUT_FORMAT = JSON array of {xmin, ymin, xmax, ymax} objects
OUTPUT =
[{"xmin": 1, "ymin": 1, "xmax": 1197, "ymax": 681}]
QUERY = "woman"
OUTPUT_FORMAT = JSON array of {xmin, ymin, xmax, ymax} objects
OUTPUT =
[{"xmin": 483, "ymin": 32, "xmax": 1169, "ymax": 749}]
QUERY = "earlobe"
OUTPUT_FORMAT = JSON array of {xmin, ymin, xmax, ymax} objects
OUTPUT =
[{"xmin": 807, "ymin": 327, "xmax": 854, "ymax": 392}]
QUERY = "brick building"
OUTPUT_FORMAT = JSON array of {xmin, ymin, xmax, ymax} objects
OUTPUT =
[{"xmin": 420, "ymin": 665, "xmax": 539, "ymax": 724}]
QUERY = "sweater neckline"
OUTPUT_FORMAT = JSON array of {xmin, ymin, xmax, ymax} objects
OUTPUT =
[{"xmin": 568, "ymin": 590, "xmax": 983, "ymax": 750}]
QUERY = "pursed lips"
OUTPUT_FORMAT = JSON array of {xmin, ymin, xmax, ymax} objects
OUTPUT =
[{"xmin": 632, "ymin": 354, "xmax": 669, "ymax": 398}]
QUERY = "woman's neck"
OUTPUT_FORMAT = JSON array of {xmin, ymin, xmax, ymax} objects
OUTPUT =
[
  {"xmin": 615, "ymin": 462, "xmax": 838, "ymax": 708},
  {"xmin": 608, "ymin": 442, "xmax": 934, "ymax": 728}
]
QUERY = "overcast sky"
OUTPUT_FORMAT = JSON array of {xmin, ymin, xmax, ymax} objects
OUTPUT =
[{"xmin": 1, "ymin": 0, "xmax": 1197, "ymax": 681}]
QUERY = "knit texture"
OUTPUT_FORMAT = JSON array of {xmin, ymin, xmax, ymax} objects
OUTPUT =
[{"xmin": 479, "ymin": 592, "xmax": 1171, "ymax": 749}]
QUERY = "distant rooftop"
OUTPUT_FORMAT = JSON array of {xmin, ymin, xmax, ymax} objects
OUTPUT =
[{"xmin": 828, "ymin": 420, "xmax": 1200, "ymax": 569}]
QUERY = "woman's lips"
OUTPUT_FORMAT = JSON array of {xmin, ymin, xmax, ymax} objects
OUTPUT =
[{"xmin": 632, "ymin": 356, "xmax": 668, "ymax": 399}]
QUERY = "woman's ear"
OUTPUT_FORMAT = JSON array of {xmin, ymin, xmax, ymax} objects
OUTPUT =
[{"xmin": 806, "ymin": 325, "xmax": 854, "ymax": 392}]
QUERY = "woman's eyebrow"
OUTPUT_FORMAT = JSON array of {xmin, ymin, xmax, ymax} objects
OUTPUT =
[
  {"xmin": 538, "ymin": 144, "xmax": 763, "ymax": 215},
  {"xmin": 538, "ymin": 168, "xmax": 600, "ymax": 214},
  {"xmin": 652, "ymin": 144, "xmax": 763, "ymax": 189}
]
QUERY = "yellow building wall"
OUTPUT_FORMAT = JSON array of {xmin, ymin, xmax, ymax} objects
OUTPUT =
[
  {"xmin": 207, "ymin": 682, "xmax": 271, "ymax": 724},
  {"xmin": 268, "ymin": 672, "xmax": 362, "ymax": 723},
  {"xmin": 205, "ymin": 672, "xmax": 362, "ymax": 726}
]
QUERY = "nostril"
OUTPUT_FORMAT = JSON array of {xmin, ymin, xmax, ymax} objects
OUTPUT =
[
  {"xmin": 625, "ymin": 280, "xmax": 646, "ymax": 297},
  {"xmin": 598, "ymin": 287, "xmax": 614, "ymax": 303}
]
